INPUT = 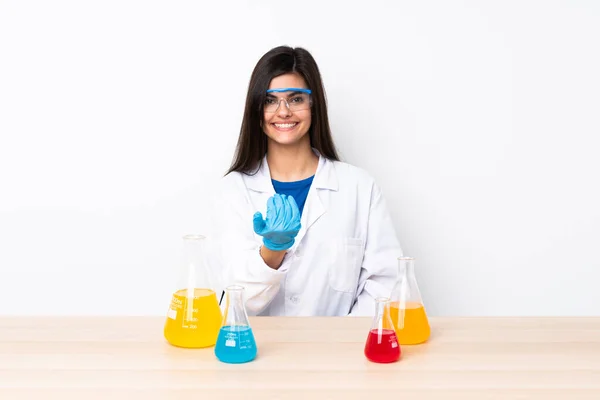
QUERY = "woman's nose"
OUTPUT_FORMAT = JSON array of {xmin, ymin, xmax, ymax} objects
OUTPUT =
[{"xmin": 277, "ymin": 99, "xmax": 292, "ymax": 117}]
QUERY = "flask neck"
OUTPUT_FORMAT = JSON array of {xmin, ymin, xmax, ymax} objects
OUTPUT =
[
  {"xmin": 394, "ymin": 256, "xmax": 424, "ymax": 306},
  {"xmin": 374, "ymin": 299, "xmax": 386, "ymax": 319},
  {"xmin": 177, "ymin": 234, "xmax": 213, "ymax": 291},
  {"xmin": 398, "ymin": 257, "xmax": 415, "ymax": 277},
  {"xmin": 371, "ymin": 297, "xmax": 393, "ymax": 331},
  {"xmin": 225, "ymin": 286, "xmax": 244, "ymax": 306},
  {"xmin": 223, "ymin": 285, "xmax": 250, "ymax": 327},
  {"xmin": 183, "ymin": 235, "xmax": 205, "ymax": 258}
]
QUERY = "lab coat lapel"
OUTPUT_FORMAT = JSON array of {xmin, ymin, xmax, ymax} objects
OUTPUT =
[
  {"xmin": 243, "ymin": 158, "xmax": 275, "ymax": 216},
  {"xmin": 293, "ymin": 155, "xmax": 338, "ymax": 248},
  {"xmin": 294, "ymin": 185, "xmax": 325, "ymax": 247}
]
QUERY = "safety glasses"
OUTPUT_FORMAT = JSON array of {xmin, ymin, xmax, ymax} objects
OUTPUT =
[{"xmin": 264, "ymin": 88, "xmax": 312, "ymax": 113}]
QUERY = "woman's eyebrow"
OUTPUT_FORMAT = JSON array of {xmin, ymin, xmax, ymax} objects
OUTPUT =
[{"xmin": 266, "ymin": 91, "xmax": 302, "ymax": 98}]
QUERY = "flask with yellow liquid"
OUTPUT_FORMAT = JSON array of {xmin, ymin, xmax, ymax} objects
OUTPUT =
[
  {"xmin": 164, "ymin": 234, "xmax": 222, "ymax": 348},
  {"xmin": 388, "ymin": 257, "xmax": 431, "ymax": 345}
]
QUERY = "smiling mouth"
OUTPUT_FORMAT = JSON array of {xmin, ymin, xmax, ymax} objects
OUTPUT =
[{"xmin": 272, "ymin": 122, "xmax": 298, "ymax": 129}]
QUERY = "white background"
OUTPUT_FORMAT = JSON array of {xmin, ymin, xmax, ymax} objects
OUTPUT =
[{"xmin": 1, "ymin": 1, "xmax": 599, "ymax": 316}]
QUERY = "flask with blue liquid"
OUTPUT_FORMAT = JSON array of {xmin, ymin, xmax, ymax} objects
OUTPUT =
[{"xmin": 215, "ymin": 285, "xmax": 257, "ymax": 363}]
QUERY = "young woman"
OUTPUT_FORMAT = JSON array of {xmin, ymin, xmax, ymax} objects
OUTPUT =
[{"xmin": 211, "ymin": 46, "xmax": 403, "ymax": 316}]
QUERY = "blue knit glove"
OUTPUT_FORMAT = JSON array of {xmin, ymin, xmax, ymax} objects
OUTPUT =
[{"xmin": 253, "ymin": 194, "xmax": 301, "ymax": 251}]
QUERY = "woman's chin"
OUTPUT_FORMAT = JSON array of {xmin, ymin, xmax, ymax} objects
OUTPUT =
[{"xmin": 267, "ymin": 132, "xmax": 308, "ymax": 146}]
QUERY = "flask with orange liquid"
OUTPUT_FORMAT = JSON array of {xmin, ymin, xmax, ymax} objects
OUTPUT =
[
  {"xmin": 164, "ymin": 234, "xmax": 222, "ymax": 348},
  {"xmin": 388, "ymin": 257, "xmax": 431, "ymax": 345}
]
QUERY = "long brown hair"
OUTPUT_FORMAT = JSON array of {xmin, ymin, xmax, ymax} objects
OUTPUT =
[{"xmin": 227, "ymin": 46, "xmax": 339, "ymax": 175}]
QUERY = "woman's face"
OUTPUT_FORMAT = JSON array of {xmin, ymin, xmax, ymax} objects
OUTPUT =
[{"xmin": 262, "ymin": 73, "xmax": 312, "ymax": 147}]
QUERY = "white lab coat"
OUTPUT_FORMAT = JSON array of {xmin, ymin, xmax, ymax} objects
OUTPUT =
[{"xmin": 209, "ymin": 151, "xmax": 403, "ymax": 316}]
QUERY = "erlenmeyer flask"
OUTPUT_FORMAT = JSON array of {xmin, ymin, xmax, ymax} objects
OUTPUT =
[
  {"xmin": 164, "ymin": 234, "xmax": 222, "ymax": 348},
  {"xmin": 215, "ymin": 285, "xmax": 257, "ymax": 363},
  {"xmin": 364, "ymin": 297, "xmax": 401, "ymax": 363},
  {"xmin": 388, "ymin": 257, "xmax": 431, "ymax": 345}
]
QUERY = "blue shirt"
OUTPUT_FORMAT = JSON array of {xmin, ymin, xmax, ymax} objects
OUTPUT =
[{"xmin": 271, "ymin": 175, "xmax": 314, "ymax": 215}]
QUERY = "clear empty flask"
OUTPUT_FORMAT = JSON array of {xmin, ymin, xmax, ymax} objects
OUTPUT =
[
  {"xmin": 388, "ymin": 257, "xmax": 431, "ymax": 345},
  {"xmin": 215, "ymin": 285, "xmax": 258, "ymax": 363},
  {"xmin": 163, "ymin": 234, "xmax": 222, "ymax": 348},
  {"xmin": 364, "ymin": 297, "xmax": 401, "ymax": 363}
]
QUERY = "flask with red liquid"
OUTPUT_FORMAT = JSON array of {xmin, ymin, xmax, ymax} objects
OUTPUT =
[{"xmin": 364, "ymin": 297, "xmax": 401, "ymax": 363}]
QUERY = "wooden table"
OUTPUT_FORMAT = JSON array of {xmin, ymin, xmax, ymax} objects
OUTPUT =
[{"xmin": 1, "ymin": 317, "xmax": 599, "ymax": 399}]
